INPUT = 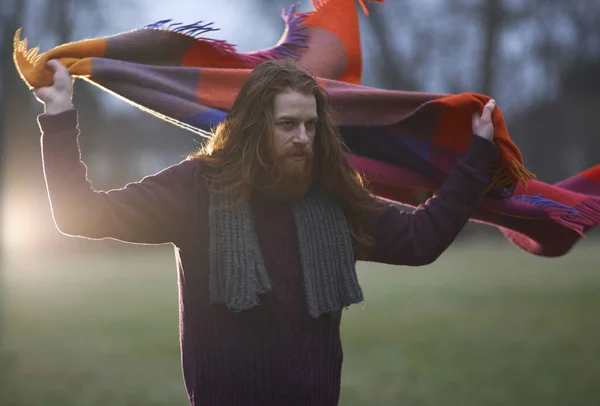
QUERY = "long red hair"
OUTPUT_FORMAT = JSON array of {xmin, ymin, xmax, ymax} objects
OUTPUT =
[{"xmin": 188, "ymin": 59, "xmax": 380, "ymax": 253}]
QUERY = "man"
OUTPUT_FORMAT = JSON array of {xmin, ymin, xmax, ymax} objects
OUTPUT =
[{"xmin": 34, "ymin": 58, "xmax": 498, "ymax": 405}]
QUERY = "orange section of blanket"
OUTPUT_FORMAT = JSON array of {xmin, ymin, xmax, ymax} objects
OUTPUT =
[
  {"xmin": 431, "ymin": 92, "xmax": 535, "ymax": 190},
  {"xmin": 13, "ymin": 29, "xmax": 107, "ymax": 89}
]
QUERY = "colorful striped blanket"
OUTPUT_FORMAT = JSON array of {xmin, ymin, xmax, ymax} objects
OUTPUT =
[{"xmin": 14, "ymin": 0, "xmax": 600, "ymax": 257}]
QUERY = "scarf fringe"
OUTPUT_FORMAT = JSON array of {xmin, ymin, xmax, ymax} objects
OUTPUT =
[
  {"xmin": 257, "ymin": 4, "xmax": 309, "ymax": 60},
  {"xmin": 13, "ymin": 30, "xmax": 39, "ymax": 64},
  {"xmin": 558, "ymin": 198, "xmax": 600, "ymax": 236},
  {"xmin": 144, "ymin": 19, "xmax": 220, "ymax": 39},
  {"xmin": 486, "ymin": 144, "xmax": 536, "ymax": 197},
  {"xmin": 514, "ymin": 194, "xmax": 600, "ymax": 236},
  {"xmin": 143, "ymin": 18, "xmax": 239, "ymax": 55},
  {"xmin": 509, "ymin": 158, "xmax": 537, "ymax": 185},
  {"xmin": 13, "ymin": 29, "xmax": 41, "ymax": 89},
  {"xmin": 142, "ymin": 4, "xmax": 309, "ymax": 63}
]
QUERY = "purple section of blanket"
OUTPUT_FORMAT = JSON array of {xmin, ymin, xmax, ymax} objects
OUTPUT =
[
  {"xmin": 105, "ymin": 29, "xmax": 195, "ymax": 65},
  {"xmin": 556, "ymin": 173, "xmax": 600, "ymax": 197},
  {"xmin": 90, "ymin": 58, "xmax": 208, "ymax": 120}
]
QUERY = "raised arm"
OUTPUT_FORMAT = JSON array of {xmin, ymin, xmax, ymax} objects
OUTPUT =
[
  {"xmin": 366, "ymin": 99, "xmax": 499, "ymax": 266},
  {"xmin": 35, "ymin": 60, "xmax": 196, "ymax": 246}
]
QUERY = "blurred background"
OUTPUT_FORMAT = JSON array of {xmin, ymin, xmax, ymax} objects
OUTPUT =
[{"xmin": 1, "ymin": 0, "xmax": 599, "ymax": 405}]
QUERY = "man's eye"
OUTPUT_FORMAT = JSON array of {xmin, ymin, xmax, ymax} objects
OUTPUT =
[
  {"xmin": 280, "ymin": 121, "xmax": 294, "ymax": 128},
  {"xmin": 306, "ymin": 121, "xmax": 316, "ymax": 130}
]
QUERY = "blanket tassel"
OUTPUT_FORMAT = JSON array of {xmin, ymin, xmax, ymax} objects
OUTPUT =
[
  {"xmin": 557, "ymin": 198, "xmax": 600, "ymax": 236},
  {"xmin": 515, "ymin": 194, "xmax": 600, "ymax": 236}
]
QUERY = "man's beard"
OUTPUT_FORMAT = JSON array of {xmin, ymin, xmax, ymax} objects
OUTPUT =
[{"xmin": 257, "ymin": 145, "xmax": 314, "ymax": 201}]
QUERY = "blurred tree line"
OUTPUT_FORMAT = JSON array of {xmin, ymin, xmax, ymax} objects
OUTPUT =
[{"xmin": 1, "ymin": 0, "xmax": 599, "ymax": 253}]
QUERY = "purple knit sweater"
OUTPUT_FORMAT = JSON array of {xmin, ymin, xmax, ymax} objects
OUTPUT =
[{"xmin": 38, "ymin": 109, "xmax": 498, "ymax": 405}]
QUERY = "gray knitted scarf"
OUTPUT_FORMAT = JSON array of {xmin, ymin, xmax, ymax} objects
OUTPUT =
[{"xmin": 208, "ymin": 187, "xmax": 364, "ymax": 318}]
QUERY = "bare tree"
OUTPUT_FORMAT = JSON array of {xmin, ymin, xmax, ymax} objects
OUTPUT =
[
  {"xmin": 0, "ymin": 0, "xmax": 27, "ymax": 395},
  {"xmin": 478, "ymin": 0, "xmax": 503, "ymax": 96},
  {"xmin": 365, "ymin": 4, "xmax": 420, "ymax": 91},
  {"xmin": 1, "ymin": 0, "xmax": 28, "ymax": 184}
]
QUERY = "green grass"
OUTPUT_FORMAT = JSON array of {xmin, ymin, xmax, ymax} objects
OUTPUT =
[{"xmin": 2, "ymin": 239, "xmax": 600, "ymax": 405}]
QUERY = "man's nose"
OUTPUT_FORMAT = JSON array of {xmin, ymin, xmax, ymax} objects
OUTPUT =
[{"xmin": 293, "ymin": 124, "xmax": 310, "ymax": 144}]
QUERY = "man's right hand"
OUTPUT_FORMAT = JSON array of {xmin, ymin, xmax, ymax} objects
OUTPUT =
[
  {"xmin": 472, "ymin": 99, "xmax": 496, "ymax": 143},
  {"xmin": 33, "ymin": 59, "xmax": 74, "ymax": 115}
]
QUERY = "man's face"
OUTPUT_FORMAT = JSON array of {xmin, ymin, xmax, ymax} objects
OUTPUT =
[
  {"xmin": 272, "ymin": 89, "xmax": 318, "ymax": 168},
  {"xmin": 261, "ymin": 89, "xmax": 318, "ymax": 199}
]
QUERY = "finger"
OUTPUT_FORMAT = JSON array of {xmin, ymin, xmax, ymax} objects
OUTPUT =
[
  {"xmin": 46, "ymin": 59, "xmax": 61, "ymax": 72},
  {"xmin": 481, "ymin": 99, "xmax": 496, "ymax": 121},
  {"xmin": 33, "ymin": 87, "xmax": 49, "ymax": 102},
  {"xmin": 46, "ymin": 59, "xmax": 68, "ymax": 75},
  {"xmin": 472, "ymin": 113, "xmax": 479, "ymax": 129}
]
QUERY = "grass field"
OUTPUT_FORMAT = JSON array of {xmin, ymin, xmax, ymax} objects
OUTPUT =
[{"xmin": 2, "ymin": 239, "xmax": 599, "ymax": 405}]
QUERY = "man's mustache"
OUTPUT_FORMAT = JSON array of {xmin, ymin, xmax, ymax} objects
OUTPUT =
[{"xmin": 281, "ymin": 145, "xmax": 313, "ymax": 158}]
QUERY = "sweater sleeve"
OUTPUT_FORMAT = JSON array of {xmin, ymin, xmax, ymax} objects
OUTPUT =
[
  {"xmin": 366, "ymin": 135, "xmax": 499, "ymax": 266},
  {"xmin": 38, "ymin": 109, "xmax": 196, "ymax": 246}
]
